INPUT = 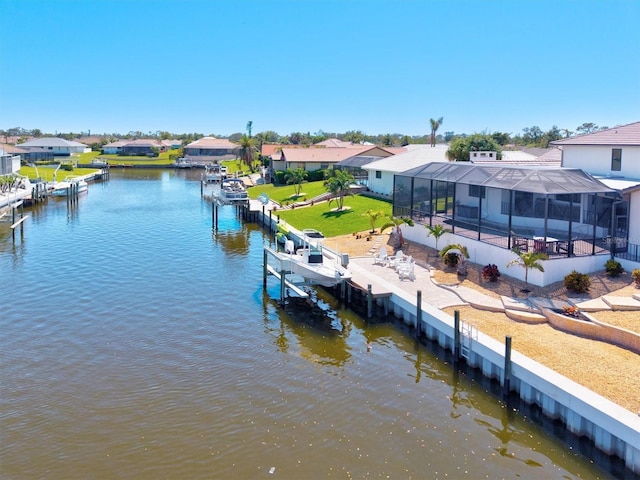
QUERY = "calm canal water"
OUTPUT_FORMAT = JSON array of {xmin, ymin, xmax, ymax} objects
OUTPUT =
[{"xmin": 1, "ymin": 169, "xmax": 615, "ymax": 479}]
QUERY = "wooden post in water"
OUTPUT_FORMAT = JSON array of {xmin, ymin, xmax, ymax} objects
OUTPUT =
[
  {"xmin": 340, "ymin": 279, "xmax": 346, "ymax": 300},
  {"xmin": 367, "ymin": 284, "xmax": 373, "ymax": 319},
  {"xmin": 454, "ymin": 310, "xmax": 461, "ymax": 364},
  {"xmin": 263, "ymin": 250, "xmax": 268, "ymax": 289},
  {"xmin": 503, "ymin": 336, "xmax": 512, "ymax": 397},
  {"xmin": 416, "ymin": 290, "xmax": 422, "ymax": 339},
  {"xmin": 269, "ymin": 209, "xmax": 273, "ymax": 234}
]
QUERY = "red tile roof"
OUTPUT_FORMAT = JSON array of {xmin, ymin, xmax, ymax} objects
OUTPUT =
[
  {"xmin": 281, "ymin": 146, "xmax": 392, "ymax": 163},
  {"xmin": 551, "ymin": 121, "xmax": 640, "ymax": 146}
]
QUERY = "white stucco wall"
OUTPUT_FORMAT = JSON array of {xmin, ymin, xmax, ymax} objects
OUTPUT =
[
  {"xmin": 561, "ymin": 145, "xmax": 640, "ymax": 178},
  {"xmin": 401, "ymin": 223, "xmax": 614, "ymax": 286}
]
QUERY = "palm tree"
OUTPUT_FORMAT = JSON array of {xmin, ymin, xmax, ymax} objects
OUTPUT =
[
  {"xmin": 324, "ymin": 169, "xmax": 355, "ymax": 211},
  {"xmin": 507, "ymin": 249, "xmax": 548, "ymax": 292},
  {"xmin": 380, "ymin": 216, "xmax": 414, "ymax": 250},
  {"xmin": 425, "ymin": 224, "xmax": 450, "ymax": 250},
  {"xmin": 425, "ymin": 224, "xmax": 451, "ymax": 261},
  {"xmin": 361, "ymin": 209, "xmax": 386, "ymax": 233},
  {"xmin": 430, "ymin": 116, "xmax": 444, "ymax": 147},
  {"xmin": 284, "ymin": 168, "xmax": 307, "ymax": 197},
  {"xmin": 236, "ymin": 134, "xmax": 258, "ymax": 170}
]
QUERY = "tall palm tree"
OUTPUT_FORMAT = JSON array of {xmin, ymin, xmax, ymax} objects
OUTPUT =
[
  {"xmin": 430, "ymin": 116, "xmax": 444, "ymax": 147},
  {"xmin": 324, "ymin": 169, "xmax": 355, "ymax": 211},
  {"xmin": 507, "ymin": 249, "xmax": 548, "ymax": 292},
  {"xmin": 236, "ymin": 134, "xmax": 258, "ymax": 170}
]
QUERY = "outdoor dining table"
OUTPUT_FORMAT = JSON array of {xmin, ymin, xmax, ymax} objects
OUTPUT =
[{"xmin": 533, "ymin": 236, "xmax": 559, "ymax": 253}]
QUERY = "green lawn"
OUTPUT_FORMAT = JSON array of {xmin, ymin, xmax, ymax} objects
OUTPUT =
[
  {"xmin": 97, "ymin": 150, "xmax": 177, "ymax": 165},
  {"xmin": 248, "ymin": 181, "xmax": 328, "ymax": 203},
  {"xmin": 273, "ymin": 194, "xmax": 393, "ymax": 237},
  {"xmin": 20, "ymin": 165, "xmax": 102, "ymax": 182}
]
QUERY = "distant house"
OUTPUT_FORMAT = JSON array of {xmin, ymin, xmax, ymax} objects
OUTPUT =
[
  {"xmin": 120, "ymin": 139, "xmax": 168, "ymax": 156},
  {"xmin": 183, "ymin": 137, "xmax": 237, "ymax": 164},
  {"xmin": 102, "ymin": 140, "xmax": 128, "ymax": 154},
  {"xmin": 16, "ymin": 137, "xmax": 90, "ymax": 156},
  {"xmin": 276, "ymin": 145, "xmax": 397, "ymax": 173},
  {"xmin": 0, "ymin": 144, "xmax": 25, "ymax": 174}
]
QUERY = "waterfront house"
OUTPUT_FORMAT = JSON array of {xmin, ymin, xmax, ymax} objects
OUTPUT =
[
  {"xmin": 183, "ymin": 136, "xmax": 237, "ymax": 164},
  {"xmin": 102, "ymin": 140, "xmax": 128, "ymax": 154},
  {"xmin": 120, "ymin": 139, "xmax": 168, "ymax": 156},
  {"xmin": 16, "ymin": 137, "xmax": 90, "ymax": 156}
]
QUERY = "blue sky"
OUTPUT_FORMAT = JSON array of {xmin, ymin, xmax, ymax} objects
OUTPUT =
[{"xmin": 1, "ymin": 0, "xmax": 639, "ymax": 138}]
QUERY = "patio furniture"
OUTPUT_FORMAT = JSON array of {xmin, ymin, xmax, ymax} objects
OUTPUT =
[
  {"xmin": 373, "ymin": 246, "xmax": 389, "ymax": 266},
  {"xmin": 533, "ymin": 236, "xmax": 558, "ymax": 254}
]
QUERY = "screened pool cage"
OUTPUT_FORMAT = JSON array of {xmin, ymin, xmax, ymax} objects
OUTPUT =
[{"xmin": 392, "ymin": 163, "xmax": 631, "ymax": 259}]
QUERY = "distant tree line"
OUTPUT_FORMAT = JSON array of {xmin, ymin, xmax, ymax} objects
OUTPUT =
[{"xmin": 1, "ymin": 122, "xmax": 610, "ymax": 150}]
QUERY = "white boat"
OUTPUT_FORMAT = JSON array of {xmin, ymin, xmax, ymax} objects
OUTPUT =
[
  {"xmin": 204, "ymin": 164, "xmax": 228, "ymax": 182},
  {"xmin": 275, "ymin": 229, "xmax": 352, "ymax": 287},
  {"xmin": 50, "ymin": 176, "xmax": 88, "ymax": 197},
  {"xmin": 219, "ymin": 177, "xmax": 249, "ymax": 204},
  {"xmin": 174, "ymin": 158, "xmax": 191, "ymax": 168}
]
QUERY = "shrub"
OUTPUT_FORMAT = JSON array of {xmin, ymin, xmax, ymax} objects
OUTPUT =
[
  {"xmin": 564, "ymin": 270, "xmax": 591, "ymax": 294},
  {"xmin": 632, "ymin": 269, "xmax": 640, "ymax": 288},
  {"xmin": 482, "ymin": 264, "xmax": 501, "ymax": 282},
  {"xmin": 604, "ymin": 259, "xmax": 624, "ymax": 278},
  {"xmin": 443, "ymin": 252, "xmax": 459, "ymax": 268}
]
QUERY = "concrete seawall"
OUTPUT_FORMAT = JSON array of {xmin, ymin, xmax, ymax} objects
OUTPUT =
[{"xmin": 252, "ymin": 204, "xmax": 640, "ymax": 476}]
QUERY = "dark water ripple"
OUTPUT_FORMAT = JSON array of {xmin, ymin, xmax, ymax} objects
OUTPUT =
[{"xmin": 0, "ymin": 170, "xmax": 614, "ymax": 479}]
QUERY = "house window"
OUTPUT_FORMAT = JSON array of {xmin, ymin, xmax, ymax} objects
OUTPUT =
[
  {"xmin": 375, "ymin": 170, "xmax": 382, "ymax": 179},
  {"xmin": 468, "ymin": 185, "xmax": 485, "ymax": 198},
  {"xmin": 611, "ymin": 148, "xmax": 622, "ymax": 171}
]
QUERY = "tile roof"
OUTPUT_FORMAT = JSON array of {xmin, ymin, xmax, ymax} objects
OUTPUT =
[
  {"xmin": 281, "ymin": 146, "xmax": 391, "ymax": 163},
  {"xmin": 17, "ymin": 137, "xmax": 88, "ymax": 147},
  {"xmin": 314, "ymin": 138, "xmax": 354, "ymax": 148},
  {"xmin": 551, "ymin": 121, "xmax": 640, "ymax": 146},
  {"xmin": 363, "ymin": 146, "xmax": 450, "ymax": 173},
  {"xmin": 185, "ymin": 136, "xmax": 237, "ymax": 148},
  {"xmin": 0, "ymin": 143, "xmax": 28, "ymax": 154}
]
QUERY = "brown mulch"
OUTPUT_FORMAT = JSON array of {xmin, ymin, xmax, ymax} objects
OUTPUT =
[{"xmin": 325, "ymin": 232, "xmax": 640, "ymax": 413}]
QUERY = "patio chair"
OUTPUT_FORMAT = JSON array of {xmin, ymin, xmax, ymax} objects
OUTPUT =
[
  {"xmin": 397, "ymin": 260, "xmax": 415, "ymax": 281},
  {"xmin": 388, "ymin": 250, "xmax": 404, "ymax": 269},
  {"xmin": 373, "ymin": 246, "xmax": 389, "ymax": 266},
  {"xmin": 395, "ymin": 254, "xmax": 412, "ymax": 272}
]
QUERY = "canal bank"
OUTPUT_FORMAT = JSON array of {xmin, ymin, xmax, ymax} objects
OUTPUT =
[{"xmin": 247, "ymin": 200, "xmax": 640, "ymax": 476}]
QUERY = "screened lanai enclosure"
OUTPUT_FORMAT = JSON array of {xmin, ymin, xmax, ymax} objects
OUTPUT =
[{"xmin": 393, "ymin": 163, "xmax": 629, "ymax": 259}]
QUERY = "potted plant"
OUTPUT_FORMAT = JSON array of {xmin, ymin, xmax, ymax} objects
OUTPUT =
[{"xmin": 632, "ymin": 269, "xmax": 640, "ymax": 288}]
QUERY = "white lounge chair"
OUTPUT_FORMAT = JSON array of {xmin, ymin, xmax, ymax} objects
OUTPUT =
[
  {"xmin": 398, "ymin": 260, "xmax": 415, "ymax": 281},
  {"xmin": 373, "ymin": 246, "xmax": 389, "ymax": 266},
  {"xmin": 388, "ymin": 249, "xmax": 404, "ymax": 269}
]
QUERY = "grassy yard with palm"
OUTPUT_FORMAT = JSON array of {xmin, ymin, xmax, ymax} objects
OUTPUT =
[
  {"xmin": 248, "ymin": 181, "xmax": 328, "ymax": 204},
  {"xmin": 271, "ymin": 193, "xmax": 393, "ymax": 237}
]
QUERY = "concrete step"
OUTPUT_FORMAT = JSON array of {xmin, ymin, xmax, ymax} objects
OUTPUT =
[
  {"xmin": 570, "ymin": 297, "xmax": 611, "ymax": 312},
  {"xmin": 602, "ymin": 295, "xmax": 640, "ymax": 311},
  {"xmin": 505, "ymin": 308, "xmax": 548, "ymax": 324},
  {"xmin": 634, "ymin": 293, "xmax": 640, "ymax": 302},
  {"xmin": 501, "ymin": 296, "xmax": 541, "ymax": 313}
]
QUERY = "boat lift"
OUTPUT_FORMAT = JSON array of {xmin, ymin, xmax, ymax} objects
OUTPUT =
[{"xmin": 263, "ymin": 246, "xmax": 310, "ymax": 302}]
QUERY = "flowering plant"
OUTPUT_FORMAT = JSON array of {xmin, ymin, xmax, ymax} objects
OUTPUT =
[{"xmin": 562, "ymin": 305, "xmax": 580, "ymax": 317}]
